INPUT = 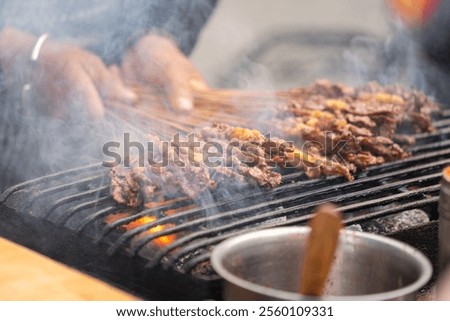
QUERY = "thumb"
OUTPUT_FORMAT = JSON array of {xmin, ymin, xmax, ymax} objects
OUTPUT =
[
  {"xmin": 164, "ymin": 67, "xmax": 194, "ymax": 111},
  {"xmin": 164, "ymin": 65, "xmax": 210, "ymax": 111},
  {"xmin": 169, "ymin": 84, "xmax": 194, "ymax": 111},
  {"xmin": 107, "ymin": 65, "xmax": 138, "ymax": 105}
]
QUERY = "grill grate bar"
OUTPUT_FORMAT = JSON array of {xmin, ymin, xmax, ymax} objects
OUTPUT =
[
  {"xmin": 25, "ymin": 174, "xmax": 106, "ymax": 213},
  {"xmin": 106, "ymin": 160, "xmax": 446, "ymax": 256},
  {"xmin": 180, "ymin": 253, "xmax": 212, "ymax": 274},
  {"xmin": 75, "ymin": 205, "xmax": 125, "ymax": 233},
  {"xmin": 0, "ymin": 164, "xmax": 104, "ymax": 203},
  {"xmin": 171, "ymin": 197, "xmax": 439, "ymax": 273},
  {"xmin": 56, "ymin": 195, "xmax": 112, "ymax": 226},
  {"xmin": 97, "ymin": 197, "xmax": 191, "ymax": 240},
  {"xmin": 43, "ymin": 186, "xmax": 109, "ymax": 219},
  {"xmin": 407, "ymin": 139, "xmax": 450, "ymax": 153},
  {"xmin": 145, "ymin": 225, "xmax": 266, "ymax": 270},
  {"xmin": 336, "ymin": 184, "xmax": 439, "ymax": 212},
  {"xmin": 412, "ymin": 127, "xmax": 450, "ymax": 140},
  {"xmin": 161, "ymin": 184, "xmax": 440, "ymax": 268},
  {"xmin": 432, "ymin": 118, "xmax": 450, "ymax": 128},
  {"xmin": 342, "ymin": 196, "xmax": 439, "ymax": 225}
]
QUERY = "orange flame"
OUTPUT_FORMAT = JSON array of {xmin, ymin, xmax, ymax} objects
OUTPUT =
[
  {"xmin": 106, "ymin": 203, "xmax": 195, "ymax": 247},
  {"xmin": 124, "ymin": 216, "xmax": 176, "ymax": 247},
  {"xmin": 164, "ymin": 204, "xmax": 198, "ymax": 216}
]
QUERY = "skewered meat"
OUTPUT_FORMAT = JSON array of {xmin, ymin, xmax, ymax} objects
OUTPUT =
[
  {"xmin": 110, "ymin": 80, "xmax": 439, "ymax": 207},
  {"xmin": 268, "ymin": 80, "xmax": 439, "ymax": 177},
  {"xmin": 110, "ymin": 125, "xmax": 287, "ymax": 207}
]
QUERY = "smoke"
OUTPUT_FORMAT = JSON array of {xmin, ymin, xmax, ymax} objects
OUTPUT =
[
  {"xmin": 343, "ymin": 21, "xmax": 425, "ymax": 88},
  {"xmin": 0, "ymin": 0, "xmax": 217, "ymax": 193},
  {"xmin": 0, "ymin": 0, "xmax": 264, "ymax": 227},
  {"xmin": 343, "ymin": 16, "xmax": 450, "ymax": 104},
  {"xmin": 1, "ymin": 0, "xmax": 448, "ymax": 214}
]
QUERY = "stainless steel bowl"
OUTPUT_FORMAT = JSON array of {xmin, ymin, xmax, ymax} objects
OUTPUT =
[{"xmin": 211, "ymin": 227, "xmax": 432, "ymax": 300}]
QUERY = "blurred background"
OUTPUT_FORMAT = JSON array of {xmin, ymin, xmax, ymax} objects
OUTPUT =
[
  {"xmin": 191, "ymin": 0, "xmax": 392, "ymax": 88},
  {"xmin": 189, "ymin": 0, "xmax": 450, "ymax": 105}
]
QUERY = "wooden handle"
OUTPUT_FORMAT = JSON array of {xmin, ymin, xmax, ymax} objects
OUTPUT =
[{"xmin": 299, "ymin": 204, "xmax": 343, "ymax": 297}]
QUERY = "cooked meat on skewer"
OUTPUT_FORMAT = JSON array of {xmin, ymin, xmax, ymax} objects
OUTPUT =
[
  {"xmin": 110, "ymin": 125, "xmax": 287, "ymax": 207},
  {"xmin": 110, "ymin": 80, "xmax": 439, "ymax": 207},
  {"xmin": 274, "ymin": 80, "xmax": 438, "ymax": 139},
  {"xmin": 269, "ymin": 80, "xmax": 439, "ymax": 175}
]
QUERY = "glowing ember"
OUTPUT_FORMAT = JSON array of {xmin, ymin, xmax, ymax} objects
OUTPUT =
[
  {"xmin": 124, "ymin": 216, "xmax": 175, "ymax": 247},
  {"xmin": 144, "ymin": 201, "xmax": 166, "ymax": 208},
  {"xmin": 165, "ymin": 204, "xmax": 198, "ymax": 216},
  {"xmin": 105, "ymin": 212, "xmax": 133, "ymax": 225}
]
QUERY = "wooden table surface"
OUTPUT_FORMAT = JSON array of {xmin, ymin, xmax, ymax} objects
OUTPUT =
[{"xmin": 0, "ymin": 237, "xmax": 138, "ymax": 300}]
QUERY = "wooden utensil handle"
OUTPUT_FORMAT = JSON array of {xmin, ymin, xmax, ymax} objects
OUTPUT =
[{"xmin": 299, "ymin": 204, "xmax": 343, "ymax": 297}]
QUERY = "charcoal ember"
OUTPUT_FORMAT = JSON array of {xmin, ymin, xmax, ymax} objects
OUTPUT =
[{"xmin": 362, "ymin": 209, "xmax": 430, "ymax": 235}]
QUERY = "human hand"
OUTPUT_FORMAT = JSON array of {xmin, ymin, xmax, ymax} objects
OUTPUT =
[
  {"xmin": 121, "ymin": 33, "xmax": 208, "ymax": 111},
  {"xmin": 0, "ymin": 27, "xmax": 137, "ymax": 119}
]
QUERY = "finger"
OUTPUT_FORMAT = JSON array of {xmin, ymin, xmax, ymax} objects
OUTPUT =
[
  {"xmin": 108, "ymin": 64, "xmax": 140, "ymax": 105},
  {"xmin": 120, "ymin": 52, "xmax": 142, "ymax": 86},
  {"xmin": 164, "ymin": 67, "xmax": 194, "ymax": 111},
  {"xmin": 106, "ymin": 68, "xmax": 138, "ymax": 104},
  {"xmin": 170, "ymin": 85, "xmax": 194, "ymax": 111},
  {"xmin": 162, "ymin": 61, "xmax": 208, "ymax": 110},
  {"xmin": 72, "ymin": 72, "xmax": 105, "ymax": 119},
  {"xmin": 83, "ymin": 59, "xmax": 137, "ymax": 105},
  {"xmin": 109, "ymin": 64, "xmax": 121, "ymax": 79}
]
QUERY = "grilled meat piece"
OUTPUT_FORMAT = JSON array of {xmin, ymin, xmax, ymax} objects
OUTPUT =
[
  {"xmin": 110, "ymin": 136, "xmax": 215, "ymax": 207},
  {"xmin": 110, "ymin": 125, "xmax": 287, "ymax": 207},
  {"xmin": 111, "ymin": 80, "xmax": 439, "ymax": 207},
  {"xmin": 269, "ymin": 80, "xmax": 439, "ymax": 176}
]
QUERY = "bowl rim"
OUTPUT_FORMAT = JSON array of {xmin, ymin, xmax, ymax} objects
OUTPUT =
[{"xmin": 210, "ymin": 226, "xmax": 433, "ymax": 300}]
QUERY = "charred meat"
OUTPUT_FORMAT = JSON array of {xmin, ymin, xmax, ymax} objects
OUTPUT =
[
  {"xmin": 269, "ymin": 80, "xmax": 439, "ymax": 178},
  {"xmin": 111, "ymin": 81, "xmax": 439, "ymax": 207},
  {"xmin": 110, "ymin": 125, "xmax": 288, "ymax": 207}
]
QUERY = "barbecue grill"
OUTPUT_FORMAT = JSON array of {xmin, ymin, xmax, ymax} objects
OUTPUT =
[{"xmin": 0, "ymin": 109, "xmax": 449, "ymax": 300}]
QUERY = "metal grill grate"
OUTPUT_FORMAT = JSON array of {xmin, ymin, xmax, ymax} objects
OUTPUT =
[{"xmin": 1, "ymin": 111, "xmax": 449, "ymax": 299}]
